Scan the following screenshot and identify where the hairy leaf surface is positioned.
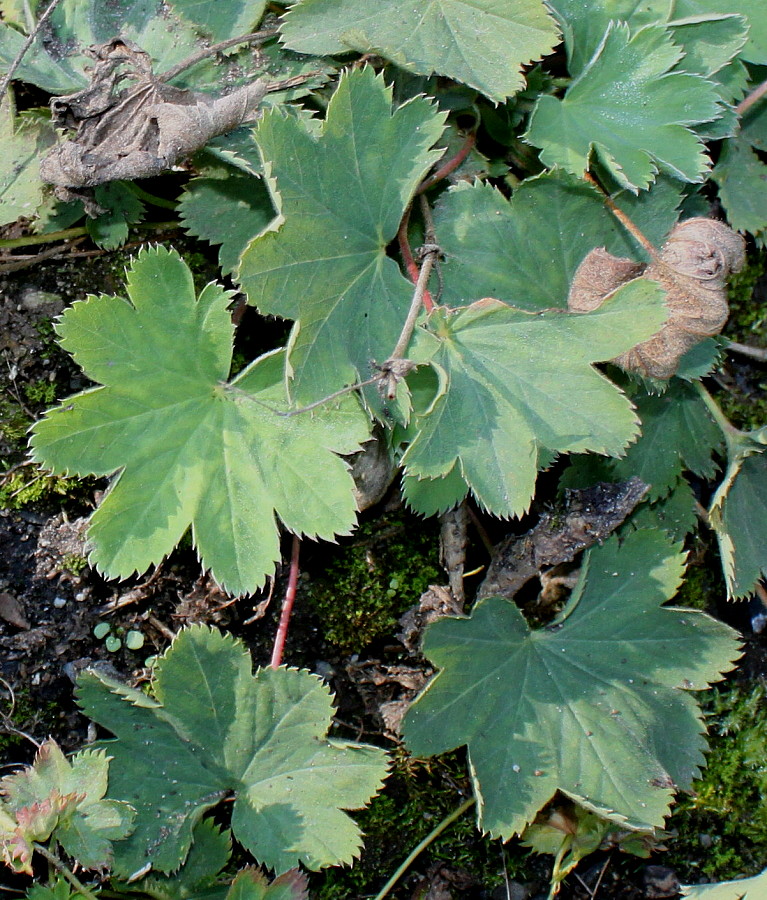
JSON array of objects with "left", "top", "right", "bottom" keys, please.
[
  {"left": 681, "top": 868, "right": 767, "bottom": 898},
  {"left": 76, "top": 626, "right": 389, "bottom": 877},
  {"left": 432, "top": 174, "right": 681, "bottom": 310},
  {"left": 710, "top": 448, "right": 767, "bottom": 599},
  {"left": 525, "top": 24, "right": 722, "bottom": 190},
  {"left": 402, "top": 281, "right": 667, "bottom": 517},
  {"left": 402, "top": 530, "right": 741, "bottom": 836},
  {"left": 238, "top": 67, "right": 446, "bottom": 404},
  {"left": 280, "top": 0, "right": 560, "bottom": 101},
  {"left": 30, "top": 246, "right": 369, "bottom": 595},
  {"left": 713, "top": 135, "right": 767, "bottom": 247},
  {"left": 171, "top": 0, "right": 268, "bottom": 41},
  {"left": 0, "top": 741, "right": 134, "bottom": 874},
  {"left": 674, "top": 0, "right": 767, "bottom": 64}
]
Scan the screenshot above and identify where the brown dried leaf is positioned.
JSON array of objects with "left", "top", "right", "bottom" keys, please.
[
  {"left": 568, "top": 218, "right": 746, "bottom": 379},
  {"left": 39, "top": 39, "right": 267, "bottom": 211}
]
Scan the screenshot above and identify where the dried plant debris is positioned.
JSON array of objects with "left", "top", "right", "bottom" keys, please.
[
  {"left": 476, "top": 477, "right": 649, "bottom": 601},
  {"left": 40, "top": 39, "right": 268, "bottom": 212},
  {"left": 568, "top": 218, "right": 746, "bottom": 379}
]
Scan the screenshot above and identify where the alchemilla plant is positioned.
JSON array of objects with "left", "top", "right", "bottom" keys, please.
[{"left": 2, "top": 0, "right": 767, "bottom": 896}]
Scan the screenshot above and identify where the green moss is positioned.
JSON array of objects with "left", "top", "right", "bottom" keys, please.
[
  {"left": 726, "top": 255, "right": 766, "bottom": 346},
  {"left": 23, "top": 379, "right": 58, "bottom": 406},
  {"left": 61, "top": 552, "right": 88, "bottom": 576},
  {"left": 666, "top": 683, "right": 767, "bottom": 882},
  {"left": 0, "top": 465, "right": 86, "bottom": 510},
  {"left": 305, "top": 511, "right": 441, "bottom": 653}
]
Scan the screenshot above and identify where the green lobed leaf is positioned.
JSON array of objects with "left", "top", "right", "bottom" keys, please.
[
  {"left": 226, "top": 868, "right": 309, "bottom": 900},
  {"left": 525, "top": 23, "right": 722, "bottom": 191},
  {"left": 402, "top": 529, "right": 741, "bottom": 837},
  {"left": 238, "top": 66, "right": 446, "bottom": 406},
  {"left": 179, "top": 172, "right": 276, "bottom": 274},
  {"left": 673, "top": 0, "right": 767, "bottom": 64},
  {"left": 76, "top": 625, "right": 389, "bottom": 877},
  {"left": 432, "top": 173, "right": 681, "bottom": 311},
  {"left": 280, "top": 0, "right": 560, "bottom": 102},
  {"left": 402, "top": 280, "right": 667, "bottom": 517},
  {"left": 0, "top": 105, "right": 57, "bottom": 228},
  {"left": 0, "top": 740, "right": 134, "bottom": 874},
  {"left": 547, "top": 1, "right": 749, "bottom": 76},
  {"left": 169, "top": 0, "right": 268, "bottom": 41},
  {"left": 681, "top": 868, "right": 767, "bottom": 898},
  {"left": 30, "top": 246, "right": 369, "bottom": 595},
  {"left": 85, "top": 182, "right": 146, "bottom": 250},
  {"left": 611, "top": 380, "right": 723, "bottom": 501},
  {"left": 118, "top": 818, "right": 232, "bottom": 900},
  {"left": 709, "top": 448, "right": 767, "bottom": 599}
]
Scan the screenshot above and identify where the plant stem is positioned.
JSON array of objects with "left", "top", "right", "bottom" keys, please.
[
  {"left": 737, "top": 77, "right": 767, "bottom": 116},
  {"left": 417, "top": 130, "right": 477, "bottom": 195},
  {"left": 159, "top": 28, "right": 278, "bottom": 83},
  {"left": 270, "top": 534, "right": 301, "bottom": 668},
  {"left": 583, "top": 172, "right": 658, "bottom": 259},
  {"left": 124, "top": 182, "right": 178, "bottom": 210},
  {"left": 0, "top": 0, "right": 64, "bottom": 106},
  {"left": 33, "top": 843, "right": 100, "bottom": 900},
  {"left": 390, "top": 241, "right": 437, "bottom": 359},
  {"left": 0, "top": 220, "right": 179, "bottom": 250},
  {"left": 726, "top": 340, "right": 767, "bottom": 363},
  {"left": 372, "top": 796, "right": 475, "bottom": 900},
  {"left": 694, "top": 381, "right": 743, "bottom": 455}
]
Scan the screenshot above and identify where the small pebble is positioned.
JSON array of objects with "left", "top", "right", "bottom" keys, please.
[{"left": 53, "top": 596, "right": 67, "bottom": 608}]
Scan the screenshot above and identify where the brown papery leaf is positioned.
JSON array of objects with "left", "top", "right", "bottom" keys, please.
[
  {"left": 568, "top": 218, "right": 746, "bottom": 379},
  {"left": 40, "top": 39, "right": 267, "bottom": 212}
]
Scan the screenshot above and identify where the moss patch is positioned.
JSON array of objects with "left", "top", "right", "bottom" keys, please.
[
  {"left": 666, "top": 683, "right": 767, "bottom": 882},
  {"left": 305, "top": 510, "right": 441, "bottom": 654}
]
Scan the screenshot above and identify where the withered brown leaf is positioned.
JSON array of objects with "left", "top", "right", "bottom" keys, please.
[
  {"left": 39, "top": 39, "right": 268, "bottom": 213},
  {"left": 567, "top": 218, "right": 746, "bottom": 379}
]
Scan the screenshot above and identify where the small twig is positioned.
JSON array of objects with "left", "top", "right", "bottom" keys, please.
[
  {"left": 583, "top": 172, "right": 658, "bottom": 259},
  {"left": 0, "top": 220, "right": 179, "bottom": 251},
  {"left": 270, "top": 535, "right": 301, "bottom": 668},
  {"left": 33, "top": 844, "right": 101, "bottom": 900},
  {"left": 372, "top": 796, "right": 475, "bottom": 900},
  {"left": 590, "top": 856, "right": 611, "bottom": 897},
  {"left": 0, "top": 676, "right": 42, "bottom": 749},
  {"left": 159, "top": 29, "right": 278, "bottom": 84},
  {"left": 0, "top": 243, "right": 68, "bottom": 273},
  {"left": 0, "top": 0, "right": 64, "bottom": 106},
  {"left": 737, "top": 77, "right": 767, "bottom": 117},
  {"left": 726, "top": 340, "right": 767, "bottom": 363},
  {"left": 147, "top": 614, "right": 176, "bottom": 642}
]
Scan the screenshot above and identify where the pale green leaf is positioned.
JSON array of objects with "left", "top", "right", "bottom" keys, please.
[
  {"left": 673, "top": 0, "right": 767, "bottom": 64},
  {"left": 611, "top": 380, "right": 723, "bottom": 501},
  {"left": 0, "top": 105, "right": 56, "bottom": 227},
  {"left": 0, "top": 740, "right": 134, "bottom": 873},
  {"left": 525, "top": 23, "right": 722, "bottom": 190},
  {"left": 682, "top": 868, "right": 767, "bottom": 898},
  {"left": 30, "top": 246, "right": 369, "bottom": 595},
  {"left": 169, "top": 0, "right": 268, "bottom": 41},
  {"left": 402, "top": 530, "right": 741, "bottom": 837},
  {"left": 402, "top": 281, "right": 667, "bottom": 517},
  {"left": 76, "top": 626, "right": 389, "bottom": 876},
  {"left": 710, "top": 448, "right": 767, "bottom": 599},
  {"left": 179, "top": 173, "right": 276, "bottom": 274},
  {"left": 432, "top": 173, "right": 681, "bottom": 311},
  {"left": 280, "top": 0, "right": 560, "bottom": 102},
  {"left": 238, "top": 66, "right": 446, "bottom": 405},
  {"left": 227, "top": 868, "right": 309, "bottom": 900}
]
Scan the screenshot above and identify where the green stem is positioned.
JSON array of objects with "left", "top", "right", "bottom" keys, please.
[
  {"left": 0, "top": 220, "right": 179, "bottom": 250},
  {"left": 33, "top": 843, "right": 100, "bottom": 900},
  {"left": 547, "top": 839, "right": 571, "bottom": 900},
  {"left": 372, "top": 796, "right": 475, "bottom": 900},
  {"left": 694, "top": 381, "right": 744, "bottom": 452},
  {"left": 124, "top": 182, "right": 178, "bottom": 210}
]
